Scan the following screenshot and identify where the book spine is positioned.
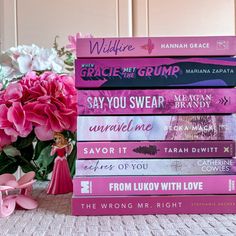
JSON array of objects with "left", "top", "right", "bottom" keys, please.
[
  {"left": 75, "top": 57, "right": 236, "bottom": 88},
  {"left": 73, "top": 175, "right": 236, "bottom": 196},
  {"left": 77, "top": 141, "right": 235, "bottom": 159},
  {"left": 78, "top": 89, "right": 236, "bottom": 115},
  {"left": 77, "top": 115, "right": 236, "bottom": 141},
  {"left": 71, "top": 195, "right": 236, "bottom": 215},
  {"left": 75, "top": 158, "right": 235, "bottom": 176},
  {"left": 76, "top": 36, "right": 236, "bottom": 58}
]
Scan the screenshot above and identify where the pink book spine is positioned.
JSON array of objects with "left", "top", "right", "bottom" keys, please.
[
  {"left": 75, "top": 57, "right": 236, "bottom": 88},
  {"left": 73, "top": 175, "right": 236, "bottom": 196},
  {"left": 75, "top": 158, "right": 234, "bottom": 176},
  {"left": 78, "top": 89, "right": 236, "bottom": 115},
  {"left": 77, "top": 141, "right": 235, "bottom": 159},
  {"left": 72, "top": 195, "right": 236, "bottom": 215},
  {"left": 77, "top": 115, "right": 236, "bottom": 141},
  {"left": 76, "top": 36, "right": 236, "bottom": 58}
]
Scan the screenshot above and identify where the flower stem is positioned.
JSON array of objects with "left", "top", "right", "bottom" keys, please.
[{"left": 19, "top": 155, "right": 39, "bottom": 173}]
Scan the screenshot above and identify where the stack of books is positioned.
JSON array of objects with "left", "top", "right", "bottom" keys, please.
[{"left": 72, "top": 36, "right": 236, "bottom": 216}]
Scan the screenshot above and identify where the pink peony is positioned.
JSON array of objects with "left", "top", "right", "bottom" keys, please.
[
  {"left": 21, "top": 71, "right": 77, "bottom": 140},
  {"left": 0, "top": 102, "right": 32, "bottom": 142},
  {"left": 7, "top": 102, "right": 32, "bottom": 137},
  {"left": 0, "top": 129, "right": 13, "bottom": 150},
  {"left": 0, "top": 71, "right": 77, "bottom": 148},
  {"left": 3, "top": 83, "right": 23, "bottom": 103}
]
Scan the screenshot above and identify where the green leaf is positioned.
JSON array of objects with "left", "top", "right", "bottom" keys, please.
[
  {"left": 19, "top": 144, "right": 38, "bottom": 173},
  {"left": 67, "top": 144, "right": 76, "bottom": 177},
  {"left": 13, "top": 131, "right": 35, "bottom": 149},
  {"left": 21, "top": 163, "right": 35, "bottom": 173},
  {"left": 34, "top": 145, "right": 54, "bottom": 180},
  {"left": 34, "top": 140, "right": 53, "bottom": 160},
  {"left": 35, "top": 145, "right": 56, "bottom": 173},
  {"left": 20, "top": 144, "right": 34, "bottom": 161},
  {"left": 66, "top": 131, "right": 76, "bottom": 141},
  {"left": 65, "top": 67, "right": 74, "bottom": 72},
  {"left": 64, "top": 60, "right": 74, "bottom": 66},
  {"left": 0, "top": 152, "right": 18, "bottom": 174},
  {"left": 35, "top": 171, "right": 48, "bottom": 181},
  {"left": 35, "top": 145, "right": 55, "bottom": 167},
  {"left": 3, "top": 145, "right": 21, "bottom": 157}
]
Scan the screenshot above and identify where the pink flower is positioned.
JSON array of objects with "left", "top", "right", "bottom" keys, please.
[
  {"left": 0, "top": 103, "right": 32, "bottom": 141},
  {"left": 0, "top": 71, "right": 77, "bottom": 146},
  {"left": 7, "top": 102, "right": 32, "bottom": 137},
  {"left": 66, "top": 32, "right": 93, "bottom": 53},
  {"left": 21, "top": 72, "right": 77, "bottom": 140},
  {"left": 0, "top": 104, "right": 18, "bottom": 140},
  {"left": 0, "top": 129, "right": 12, "bottom": 150},
  {"left": 3, "top": 83, "right": 23, "bottom": 103}
]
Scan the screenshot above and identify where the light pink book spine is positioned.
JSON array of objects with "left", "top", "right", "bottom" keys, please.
[
  {"left": 75, "top": 158, "right": 234, "bottom": 176},
  {"left": 71, "top": 195, "right": 236, "bottom": 215},
  {"left": 77, "top": 141, "right": 235, "bottom": 159},
  {"left": 73, "top": 175, "right": 236, "bottom": 196},
  {"left": 78, "top": 89, "right": 236, "bottom": 115},
  {"left": 76, "top": 36, "right": 236, "bottom": 58},
  {"left": 77, "top": 115, "right": 236, "bottom": 141}
]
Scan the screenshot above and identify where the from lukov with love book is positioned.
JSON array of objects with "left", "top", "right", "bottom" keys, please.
[
  {"left": 75, "top": 158, "right": 235, "bottom": 176},
  {"left": 72, "top": 195, "right": 236, "bottom": 215},
  {"left": 73, "top": 175, "right": 236, "bottom": 196},
  {"left": 76, "top": 36, "right": 236, "bottom": 58},
  {"left": 75, "top": 57, "right": 236, "bottom": 88},
  {"left": 77, "top": 115, "right": 236, "bottom": 141},
  {"left": 77, "top": 88, "right": 236, "bottom": 115},
  {"left": 77, "top": 141, "right": 235, "bottom": 159}
]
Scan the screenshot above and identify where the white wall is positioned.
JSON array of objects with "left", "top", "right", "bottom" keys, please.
[
  {"left": 0, "top": 0, "right": 132, "bottom": 50},
  {"left": 0, "top": 0, "right": 17, "bottom": 51},
  {"left": 0, "top": 0, "right": 235, "bottom": 51},
  {"left": 133, "top": 0, "right": 235, "bottom": 36}
]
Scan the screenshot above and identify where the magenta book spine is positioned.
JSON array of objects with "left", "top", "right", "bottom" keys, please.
[
  {"left": 77, "top": 89, "right": 236, "bottom": 115},
  {"left": 73, "top": 175, "right": 236, "bottom": 196},
  {"left": 76, "top": 115, "right": 236, "bottom": 141},
  {"left": 71, "top": 195, "right": 236, "bottom": 215},
  {"left": 75, "top": 57, "right": 236, "bottom": 88},
  {"left": 77, "top": 141, "right": 235, "bottom": 159},
  {"left": 76, "top": 36, "right": 236, "bottom": 58},
  {"left": 75, "top": 158, "right": 235, "bottom": 176}
]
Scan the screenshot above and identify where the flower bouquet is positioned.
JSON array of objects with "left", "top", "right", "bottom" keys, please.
[{"left": 0, "top": 33, "right": 86, "bottom": 180}]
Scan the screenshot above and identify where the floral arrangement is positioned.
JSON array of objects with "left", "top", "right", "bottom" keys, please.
[{"left": 0, "top": 33, "right": 90, "bottom": 180}]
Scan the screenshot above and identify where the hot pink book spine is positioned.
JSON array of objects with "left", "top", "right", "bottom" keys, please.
[
  {"left": 78, "top": 89, "right": 236, "bottom": 115},
  {"left": 76, "top": 36, "right": 236, "bottom": 58},
  {"left": 71, "top": 195, "right": 236, "bottom": 215},
  {"left": 77, "top": 141, "right": 235, "bottom": 159},
  {"left": 73, "top": 175, "right": 236, "bottom": 196}
]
